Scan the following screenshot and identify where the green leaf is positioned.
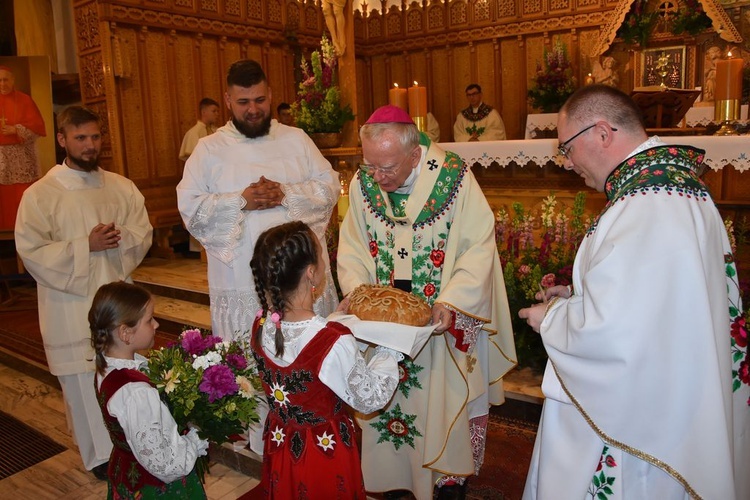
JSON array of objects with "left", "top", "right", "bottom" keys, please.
[
  {"left": 597, "top": 492, "right": 608, "bottom": 500},
  {"left": 593, "top": 474, "right": 601, "bottom": 487}
]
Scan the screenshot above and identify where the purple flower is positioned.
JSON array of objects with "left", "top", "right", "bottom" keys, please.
[
  {"left": 199, "top": 365, "right": 239, "bottom": 403},
  {"left": 226, "top": 353, "right": 248, "bottom": 370},
  {"left": 181, "top": 329, "right": 222, "bottom": 356}
]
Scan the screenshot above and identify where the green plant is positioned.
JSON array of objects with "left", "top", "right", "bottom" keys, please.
[
  {"left": 616, "top": 0, "right": 658, "bottom": 47},
  {"left": 670, "top": 0, "right": 712, "bottom": 36},
  {"left": 527, "top": 38, "right": 577, "bottom": 113},
  {"left": 495, "top": 192, "right": 589, "bottom": 371},
  {"left": 293, "top": 35, "right": 354, "bottom": 134}
]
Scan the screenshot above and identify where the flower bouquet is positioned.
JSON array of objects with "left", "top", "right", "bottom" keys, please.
[
  {"left": 616, "top": 0, "right": 657, "bottom": 47},
  {"left": 527, "top": 38, "right": 577, "bottom": 113},
  {"left": 496, "top": 192, "right": 589, "bottom": 371},
  {"left": 146, "top": 328, "right": 263, "bottom": 479},
  {"left": 293, "top": 35, "right": 354, "bottom": 135}
]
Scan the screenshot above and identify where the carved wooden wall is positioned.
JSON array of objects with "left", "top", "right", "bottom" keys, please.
[{"left": 70, "top": 0, "right": 749, "bottom": 219}]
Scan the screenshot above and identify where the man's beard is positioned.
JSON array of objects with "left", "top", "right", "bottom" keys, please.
[
  {"left": 232, "top": 114, "right": 271, "bottom": 139},
  {"left": 67, "top": 152, "right": 100, "bottom": 172}
]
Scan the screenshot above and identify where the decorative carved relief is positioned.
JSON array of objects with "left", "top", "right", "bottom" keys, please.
[
  {"left": 428, "top": 4, "right": 445, "bottom": 30},
  {"left": 549, "top": 0, "right": 569, "bottom": 10},
  {"left": 523, "top": 0, "right": 542, "bottom": 15},
  {"left": 407, "top": 9, "right": 423, "bottom": 32},
  {"left": 247, "top": 0, "right": 262, "bottom": 20},
  {"left": 578, "top": 0, "right": 599, "bottom": 6},
  {"left": 369, "top": 17, "right": 383, "bottom": 37},
  {"left": 354, "top": 16, "right": 365, "bottom": 38},
  {"left": 287, "top": 3, "right": 300, "bottom": 28},
  {"left": 81, "top": 53, "right": 105, "bottom": 99},
  {"left": 175, "top": 0, "right": 193, "bottom": 7},
  {"left": 76, "top": 3, "right": 100, "bottom": 51},
  {"left": 201, "top": 0, "right": 218, "bottom": 11},
  {"left": 451, "top": 1, "right": 467, "bottom": 25},
  {"left": 225, "top": 0, "right": 241, "bottom": 16},
  {"left": 474, "top": 1, "right": 490, "bottom": 22},
  {"left": 497, "top": 0, "right": 515, "bottom": 18},
  {"left": 305, "top": 5, "right": 318, "bottom": 30},
  {"left": 388, "top": 12, "right": 402, "bottom": 35},
  {"left": 268, "top": 0, "right": 282, "bottom": 23}
]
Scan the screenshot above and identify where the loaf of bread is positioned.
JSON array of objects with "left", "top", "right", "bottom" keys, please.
[{"left": 348, "top": 284, "right": 432, "bottom": 326}]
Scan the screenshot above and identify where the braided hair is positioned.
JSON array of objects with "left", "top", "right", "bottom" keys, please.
[
  {"left": 250, "top": 221, "right": 318, "bottom": 357},
  {"left": 88, "top": 281, "right": 152, "bottom": 376}
]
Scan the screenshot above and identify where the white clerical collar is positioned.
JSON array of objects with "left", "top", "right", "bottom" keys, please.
[
  {"left": 472, "top": 102, "right": 484, "bottom": 113},
  {"left": 627, "top": 136, "right": 665, "bottom": 158},
  {"left": 54, "top": 162, "right": 104, "bottom": 190},
  {"left": 394, "top": 144, "right": 427, "bottom": 194}
]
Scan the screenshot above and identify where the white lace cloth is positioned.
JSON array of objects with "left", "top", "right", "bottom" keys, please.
[
  {"left": 260, "top": 315, "right": 399, "bottom": 414},
  {"left": 97, "top": 355, "right": 209, "bottom": 484},
  {"left": 444, "top": 136, "right": 750, "bottom": 172}
]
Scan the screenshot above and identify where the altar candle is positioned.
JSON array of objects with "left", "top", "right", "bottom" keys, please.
[
  {"left": 389, "top": 83, "right": 408, "bottom": 111},
  {"left": 408, "top": 81, "right": 427, "bottom": 118},
  {"left": 585, "top": 73, "right": 594, "bottom": 85},
  {"left": 715, "top": 54, "right": 743, "bottom": 101}
]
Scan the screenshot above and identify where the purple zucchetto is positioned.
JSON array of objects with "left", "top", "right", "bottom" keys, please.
[{"left": 365, "top": 105, "right": 415, "bottom": 125}]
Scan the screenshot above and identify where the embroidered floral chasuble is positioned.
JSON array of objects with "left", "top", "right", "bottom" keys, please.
[{"left": 337, "top": 136, "right": 516, "bottom": 498}]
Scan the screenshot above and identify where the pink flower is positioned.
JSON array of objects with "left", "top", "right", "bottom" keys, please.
[
  {"left": 738, "top": 358, "right": 750, "bottom": 385},
  {"left": 518, "top": 265, "right": 531, "bottom": 275},
  {"left": 200, "top": 365, "right": 239, "bottom": 403},
  {"left": 541, "top": 273, "right": 556, "bottom": 288}
]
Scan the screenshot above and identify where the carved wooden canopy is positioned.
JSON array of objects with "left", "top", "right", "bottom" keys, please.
[{"left": 594, "top": 0, "right": 743, "bottom": 55}]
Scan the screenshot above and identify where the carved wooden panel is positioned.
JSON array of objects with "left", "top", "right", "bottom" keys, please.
[
  {"left": 173, "top": 34, "right": 199, "bottom": 153},
  {"left": 224, "top": 0, "right": 241, "bottom": 16},
  {"left": 389, "top": 54, "right": 408, "bottom": 89},
  {"left": 174, "top": 0, "right": 195, "bottom": 9},
  {"left": 80, "top": 52, "right": 105, "bottom": 100},
  {"left": 473, "top": 0, "right": 491, "bottom": 22},
  {"left": 247, "top": 0, "right": 262, "bottom": 20},
  {"left": 286, "top": 2, "right": 300, "bottom": 28},
  {"left": 116, "top": 28, "right": 148, "bottom": 183},
  {"left": 354, "top": 15, "right": 365, "bottom": 39},
  {"left": 355, "top": 58, "right": 372, "bottom": 119},
  {"left": 430, "top": 46, "right": 452, "bottom": 143},
  {"left": 549, "top": 0, "right": 571, "bottom": 11},
  {"left": 500, "top": 37, "right": 525, "bottom": 139},
  {"left": 304, "top": 4, "right": 318, "bottom": 30},
  {"left": 370, "top": 55, "right": 388, "bottom": 109},
  {"left": 223, "top": 40, "right": 243, "bottom": 72},
  {"left": 476, "top": 41, "right": 496, "bottom": 104},
  {"left": 387, "top": 8, "right": 402, "bottom": 36},
  {"left": 200, "top": 0, "right": 219, "bottom": 13},
  {"left": 450, "top": 1, "right": 467, "bottom": 26},
  {"left": 75, "top": 1, "right": 101, "bottom": 51},
  {"left": 268, "top": 0, "right": 282, "bottom": 24},
  {"left": 143, "top": 31, "right": 179, "bottom": 181},
  {"left": 406, "top": 7, "right": 423, "bottom": 33},
  {"left": 410, "top": 52, "right": 428, "bottom": 92},
  {"left": 497, "top": 0, "right": 516, "bottom": 18},
  {"left": 245, "top": 43, "right": 263, "bottom": 63},
  {"left": 265, "top": 45, "right": 287, "bottom": 102},
  {"left": 523, "top": 0, "right": 543, "bottom": 16},
  {"left": 200, "top": 38, "right": 222, "bottom": 110},
  {"left": 427, "top": 2, "right": 445, "bottom": 31},
  {"left": 452, "top": 45, "right": 472, "bottom": 125},
  {"left": 368, "top": 15, "right": 383, "bottom": 38}
]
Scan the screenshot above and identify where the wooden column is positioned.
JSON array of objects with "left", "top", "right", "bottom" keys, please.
[{"left": 339, "top": 0, "right": 359, "bottom": 147}]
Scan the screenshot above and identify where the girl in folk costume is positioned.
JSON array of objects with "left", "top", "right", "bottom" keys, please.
[
  {"left": 245, "top": 221, "right": 400, "bottom": 499},
  {"left": 89, "top": 281, "right": 208, "bottom": 499}
]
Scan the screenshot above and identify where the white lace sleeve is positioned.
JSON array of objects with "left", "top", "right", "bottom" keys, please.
[
  {"left": 282, "top": 179, "right": 337, "bottom": 235},
  {"left": 186, "top": 192, "right": 246, "bottom": 265},
  {"left": 108, "top": 382, "right": 209, "bottom": 483},
  {"left": 319, "top": 335, "right": 399, "bottom": 414}
]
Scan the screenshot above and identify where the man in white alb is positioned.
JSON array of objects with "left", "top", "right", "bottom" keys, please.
[{"left": 453, "top": 83, "right": 506, "bottom": 141}]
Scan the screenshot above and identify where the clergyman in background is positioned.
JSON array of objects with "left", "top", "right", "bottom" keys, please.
[
  {"left": 453, "top": 83, "right": 506, "bottom": 142},
  {"left": 276, "top": 102, "right": 295, "bottom": 127},
  {"left": 178, "top": 97, "right": 220, "bottom": 161}
]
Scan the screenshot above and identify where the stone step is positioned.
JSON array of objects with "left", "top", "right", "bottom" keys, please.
[{"left": 151, "top": 295, "right": 211, "bottom": 330}]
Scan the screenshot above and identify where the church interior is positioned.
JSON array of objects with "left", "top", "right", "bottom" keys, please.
[{"left": 1, "top": 0, "right": 750, "bottom": 498}]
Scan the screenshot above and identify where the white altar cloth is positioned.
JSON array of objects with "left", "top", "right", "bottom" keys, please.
[{"left": 442, "top": 136, "right": 750, "bottom": 172}]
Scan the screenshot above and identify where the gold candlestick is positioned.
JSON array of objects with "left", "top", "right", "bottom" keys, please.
[{"left": 412, "top": 116, "right": 426, "bottom": 133}]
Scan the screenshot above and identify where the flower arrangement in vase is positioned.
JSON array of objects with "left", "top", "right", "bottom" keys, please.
[
  {"left": 293, "top": 35, "right": 354, "bottom": 146},
  {"left": 527, "top": 38, "right": 577, "bottom": 113},
  {"left": 616, "top": 0, "right": 658, "bottom": 47}
]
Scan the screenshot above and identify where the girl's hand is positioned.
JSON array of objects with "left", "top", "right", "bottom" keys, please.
[{"left": 336, "top": 296, "right": 350, "bottom": 314}]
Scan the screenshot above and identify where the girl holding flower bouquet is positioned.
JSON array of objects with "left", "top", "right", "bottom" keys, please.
[
  {"left": 244, "top": 221, "right": 400, "bottom": 499},
  {"left": 89, "top": 281, "right": 209, "bottom": 499}
]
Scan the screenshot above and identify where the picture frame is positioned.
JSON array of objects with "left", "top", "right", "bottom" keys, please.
[{"left": 640, "top": 46, "right": 686, "bottom": 89}]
